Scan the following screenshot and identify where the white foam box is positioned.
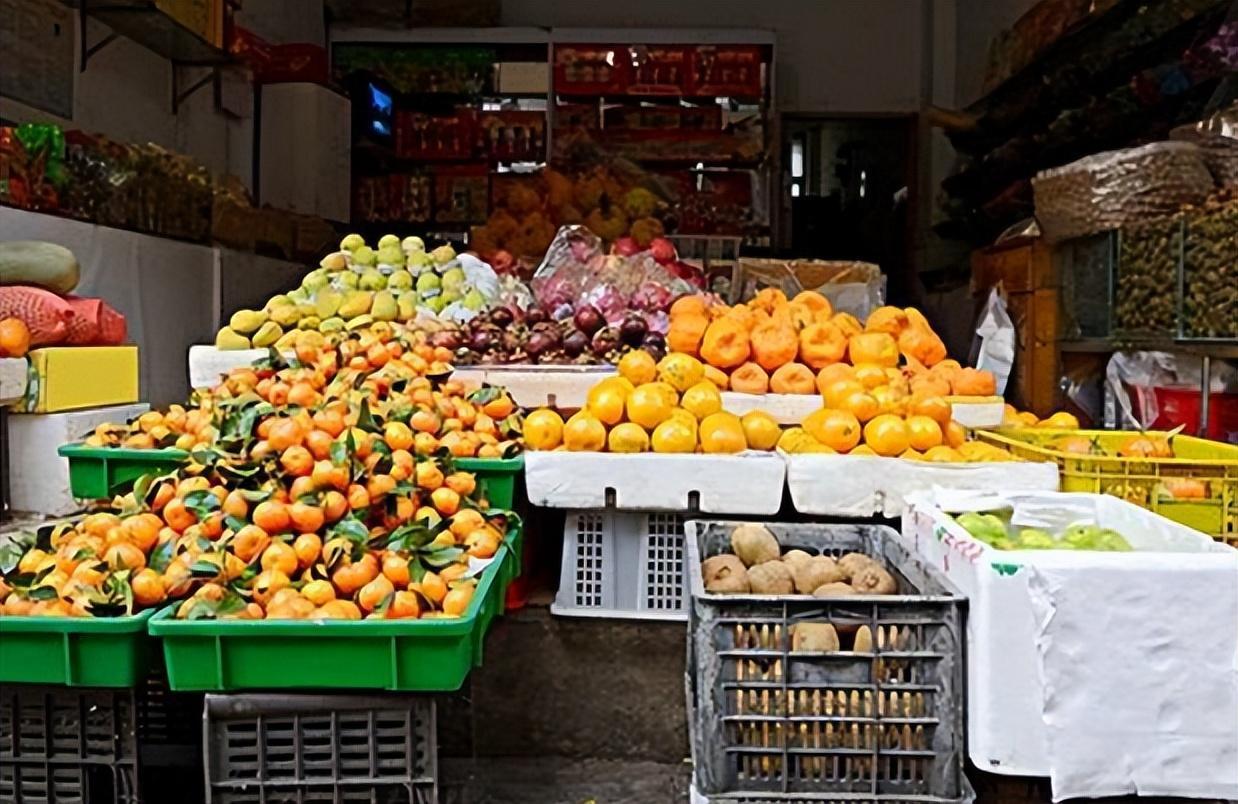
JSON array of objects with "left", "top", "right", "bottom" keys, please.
[
  {"left": 0, "top": 358, "right": 27, "bottom": 406},
  {"left": 6, "top": 403, "right": 150, "bottom": 516},
  {"left": 188, "top": 345, "right": 270, "bottom": 389},
  {"left": 719, "top": 391, "right": 819, "bottom": 424},
  {"left": 524, "top": 451, "right": 786, "bottom": 514},
  {"left": 783, "top": 452, "right": 1059, "bottom": 517},
  {"left": 458, "top": 364, "right": 617, "bottom": 409},
  {"left": 901, "top": 490, "right": 1238, "bottom": 780},
  {"left": 948, "top": 395, "right": 1005, "bottom": 428}
]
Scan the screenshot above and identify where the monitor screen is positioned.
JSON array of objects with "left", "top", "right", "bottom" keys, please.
[{"left": 368, "top": 82, "right": 393, "bottom": 138}]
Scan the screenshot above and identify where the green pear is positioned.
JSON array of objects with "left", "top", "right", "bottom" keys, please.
[
  {"left": 265, "top": 294, "right": 292, "bottom": 310},
  {"left": 406, "top": 251, "right": 433, "bottom": 273},
  {"left": 397, "top": 294, "right": 417, "bottom": 321},
  {"left": 268, "top": 304, "right": 302, "bottom": 328},
  {"left": 302, "top": 268, "right": 330, "bottom": 292},
  {"left": 377, "top": 234, "right": 401, "bottom": 250},
  {"left": 286, "top": 288, "right": 309, "bottom": 305},
  {"left": 1016, "top": 528, "right": 1057, "bottom": 550},
  {"left": 353, "top": 245, "right": 377, "bottom": 267},
  {"left": 401, "top": 235, "right": 425, "bottom": 253},
  {"left": 229, "top": 309, "right": 267, "bottom": 335},
  {"left": 320, "top": 251, "right": 348, "bottom": 271},
  {"left": 336, "top": 271, "right": 359, "bottom": 289},
  {"left": 340, "top": 233, "right": 366, "bottom": 251},
  {"left": 318, "top": 317, "right": 345, "bottom": 333},
  {"left": 274, "top": 330, "right": 300, "bottom": 351},
  {"left": 416, "top": 272, "right": 441, "bottom": 295},
  {"left": 345, "top": 314, "right": 374, "bottom": 331},
  {"left": 424, "top": 295, "right": 446, "bottom": 314},
  {"left": 251, "top": 321, "right": 283, "bottom": 347},
  {"left": 440, "top": 267, "right": 465, "bottom": 293},
  {"left": 462, "top": 289, "right": 485, "bottom": 311},
  {"left": 387, "top": 270, "right": 413, "bottom": 291},
  {"left": 298, "top": 316, "right": 322, "bottom": 331},
  {"left": 215, "top": 326, "right": 251, "bottom": 350},
  {"left": 371, "top": 290, "right": 398, "bottom": 322},
  {"left": 430, "top": 244, "right": 456, "bottom": 265},
  {"left": 338, "top": 291, "right": 373, "bottom": 319},
  {"left": 376, "top": 245, "right": 404, "bottom": 266},
  {"left": 359, "top": 269, "right": 387, "bottom": 291},
  {"left": 315, "top": 289, "right": 343, "bottom": 318}
]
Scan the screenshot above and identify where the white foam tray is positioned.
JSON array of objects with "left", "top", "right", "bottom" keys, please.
[
  {"left": 0, "top": 357, "right": 28, "bottom": 406},
  {"left": 455, "top": 364, "right": 616, "bottom": 409},
  {"left": 719, "top": 391, "right": 819, "bottom": 424},
  {"left": 524, "top": 451, "right": 786, "bottom": 514},
  {"left": 188, "top": 345, "right": 269, "bottom": 389},
  {"left": 784, "top": 452, "right": 1059, "bottom": 517},
  {"left": 901, "top": 490, "right": 1238, "bottom": 792},
  {"left": 949, "top": 397, "right": 1005, "bottom": 428}
]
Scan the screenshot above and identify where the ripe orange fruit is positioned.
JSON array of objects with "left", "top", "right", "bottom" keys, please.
[
  {"left": 381, "top": 554, "right": 410, "bottom": 588},
  {"left": 123, "top": 513, "right": 163, "bottom": 552},
  {"left": 465, "top": 527, "right": 500, "bottom": 559},
  {"left": 289, "top": 475, "right": 317, "bottom": 502},
  {"left": 803, "top": 409, "right": 861, "bottom": 452},
  {"left": 252, "top": 570, "right": 292, "bottom": 607},
  {"left": 267, "top": 418, "right": 304, "bottom": 451},
  {"left": 945, "top": 420, "right": 967, "bottom": 448},
  {"left": 870, "top": 386, "right": 907, "bottom": 417},
  {"left": 418, "top": 571, "right": 447, "bottom": 604},
  {"left": 0, "top": 317, "right": 32, "bottom": 358},
  {"left": 287, "top": 381, "right": 319, "bottom": 408},
  {"left": 302, "top": 579, "right": 335, "bottom": 606},
  {"left": 387, "top": 590, "right": 421, "bottom": 619},
  {"left": 222, "top": 489, "right": 249, "bottom": 519},
  {"left": 365, "top": 473, "right": 396, "bottom": 501},
  {"left": 130, "top": 568, "right": 166, "bottom": 607},
  {"left": 444, "top": 472, "right": 476, "bottom": 497},
  {"left": 104, "top": 541, "right": 146, "bottom": 571},
  {"left": 149, "top": 481, "right": 175, "bottom": 512},
  {"left": 279, "top": 445, "right": 314, "bottom": 477},
  {"left": 313, "top": 600, "right": 361, "bottom": 620},
  {"left": 823, "top": 379, "right": 865, "bottom": 409},
  {"left": 312, "top": 460, "right": 349, "bottom": 492},
  {"left": 863, "top": 414, "right": 910, "bottom": 457},
  {"left": 910, "top": 395, "right": 952, "bottom": 428},
  {"left": 232, "top": 524, "right": 272, "bottom": 563},
  {"left": 852, "top": 363, "right": 888, "bottom": 390},
  {"left": 384, "top": 421, "right": 414, "bottom": 451},
  {"left": 906, "top": 415, "right": 943, "bottom": 451},
  {"left": 839, "top": 390, "right": 879, "bottom": 423},
  {"left": 442, "top": 584, "right": 474, "bottom": 616},
  {"left": 161, "top": 498, "right": 196, "bottom": 533},
  {"left": 252, "top": 500, "right": 291, "bottom": 533},
  {"left": 389, "top": 449, "right": 414, "bottom": 481},
  {"left": 431, "top": 487, "right": 460, "bottom": 516},
  {"left": 312, "top": 409, "right": 346, "bottom": 438},
  {"left": 449, "top": 509, "right": 486, "bottom": 540},
  {"left": 357, "top": 575, "right": 395, "bottom": 613},
  {"left": 322, "top": 490, "right": 348, "bottom": 523},
  {"left": 260, "top": 541, "right": 299, "bottom": 576},
  {"left": 346, "top": 484, "right": 371, "bottom": 511},
  {"left": 304, "top": 429, "right": 334, "bottom": 461},
  {"left": 415, "top": 462, "right": 444, "bottom": 491},
  {"left": 286, "top": 501, "right": 323, "bottom": 534},
  {"left": 292, "top": 532, "right": 322, "bottom": 568},
  {"left": 410, "top": 409, "right": 440, "bottom": 434}
]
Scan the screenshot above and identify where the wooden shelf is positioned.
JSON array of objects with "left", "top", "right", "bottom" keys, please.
[
  {"left": 71, "top": 0, "right": 230, "bottom": 66},
  {"left": 1058, "top": 339, "right": 1238, "bottom": 360}
]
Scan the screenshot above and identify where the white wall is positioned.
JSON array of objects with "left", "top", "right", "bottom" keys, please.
[{"left": 502, "top": 0, "right": 932, "bottom": 112}]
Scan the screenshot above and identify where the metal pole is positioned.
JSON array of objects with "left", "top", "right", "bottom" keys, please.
[{"left": 1199, "top": 355, "right": 1212, "bottom": 438}]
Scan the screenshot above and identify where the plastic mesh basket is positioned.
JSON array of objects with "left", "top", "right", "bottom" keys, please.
[
  {"left": 0, "top": 685, "right": 141, "bottom": 804},
  {"left": 685, "top": 521, "right": 967, "bottom": 802},
  {"left": 204, "top": 694, "right": 436, "bottom": 804},
  {"left": 552, "top": 510, "right": 687, "bottom": 620}
]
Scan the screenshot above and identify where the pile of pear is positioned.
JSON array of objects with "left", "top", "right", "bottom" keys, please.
[{"left": 215, "top": 234, "right": 474, "bottom": 351}]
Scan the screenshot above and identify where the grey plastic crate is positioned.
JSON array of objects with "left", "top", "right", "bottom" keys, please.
[
  {"left": 552, "top": 510, "right": 687, "bottom": 621},
  {"left": 685, "top": 521, "right": 967, "bottom": 803},
  {"left": 204, "top": 695, "right": 437, "bottom": 804},
  {"left": 0, "top": 685, "right": 141, "bottom": 804}
]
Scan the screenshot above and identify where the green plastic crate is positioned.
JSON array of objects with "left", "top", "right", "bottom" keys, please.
[
  {"left": 455, "top": 455, "right": 523, "bottom": 511},
  {"left": 0, "top": 609, "right": 155, "bottom": 687},
  {"left": 58, "top": 443, "right": 188, "bottom": 500},
  {"left": 149, "top": 544, "right": 508, "bottom": 692}
]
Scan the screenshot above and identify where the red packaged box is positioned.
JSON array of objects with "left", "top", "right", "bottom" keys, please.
[
  {"left": 554, "top": 44, "right": 627, "bottom": 95},
  {"left": 477, "top": 111, "right": 545, "bottom": 162},
  {"left": 395, "top": 109, "right": 476, "bottom": 160},
  {"left": 433, "top": 164, "right": 488, "bottom": 224},
  {"left": 256, "top": 43, "right": 329, "bottom": 85},
  {"left": 626, "top": 45, "right": 690, "bottom": 95},
  {"left": 689, "top": 45, "right": 764, "bottom": 97}
]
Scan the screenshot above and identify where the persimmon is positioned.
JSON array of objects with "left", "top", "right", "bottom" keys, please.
[
  {"left": 799, "top": 321, "right": 848, "bottom": 369},
  {"left": 749, "top": 319, "right": 798, "bottom": 372},
  {"left": 769, "top": 362, "right": 816, "bottom": 394},
  {"left": 729, "top": 362, "right": 769, "bottom": 395},
  {"left": 848, "top": 332, "right": 899, "bottom": 367},
  {"left": 700, "top": 317, "right": 751, "bottom": 369}
]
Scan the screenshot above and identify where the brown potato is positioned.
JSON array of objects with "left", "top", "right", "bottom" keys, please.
[
  {"left": 701, "top": 554, "right": 749, "bottom": 594},
  {"left": 791, "top": 555, "right": 844, "bottom": 594},
  {"left": 792, "top": 622, "right": 840, "bottom": 652},
  {"left": 812, "top": 581, "right": 858, "bottom": 597},
  {"left": 730, "top": 523, "right": 780, "bottom": 567},
  {"left": 836, "top": 552, "right": 876, "bottom": 581},
  {"left": 747, "top": 560, "right": 794, "bottom": 595},
  {"left": 854, "top": 625, "right": 873, "bottom": 653},
  {"left": 851, "top": 564, "right": 897, "bottom": 595},
  {"left": 781, "top": 549, "right": 814, "bottom": 566}
]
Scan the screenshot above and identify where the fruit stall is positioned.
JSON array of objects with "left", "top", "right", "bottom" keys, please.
[{"left": 2, "top": 221, "right": 1236, "bottom": 804}]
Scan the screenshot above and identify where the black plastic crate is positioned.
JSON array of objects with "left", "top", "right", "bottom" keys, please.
[
  {"left": 0, "top": 684, "right": 140, "bottom": 804},
  {"left": 204, "top": 695, "right": 437, "bottom": 804},
  {"left": 685, "top": 522, "right": 967, "bottom": 804}
]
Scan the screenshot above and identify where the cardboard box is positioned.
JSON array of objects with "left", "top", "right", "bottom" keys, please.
[
  {"left": 20, "top": 347, "right": 139, "bottom": 413},
  {"left": 7, "top": 403, "right": 150, "bottom": 516}
]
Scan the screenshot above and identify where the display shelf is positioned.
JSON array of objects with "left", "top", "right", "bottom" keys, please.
[{"left": 75, "top": 0, "right": 229, "bottom": 66}]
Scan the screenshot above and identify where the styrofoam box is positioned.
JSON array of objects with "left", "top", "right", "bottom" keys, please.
[
  {"left": 454, "top": 364, "right": 616, "bottom": 409},
  {"left": 7, "top": 403, "right": 150, "bottom": 516},
  {"left": 188, "top": 345, "right": 269, "bottom": 389},
  {"left": 0, "top": 357, "right": 27, "bottom": 406},
  {"left": 901, "top": 490, "right": 1238, "bottom": 781},
  {"left": 552, "top": 510, "right": 686, "bottom": 621},
  {"left": 784, "top": 452, "right": 1059, "bottom": 517},
  {"left": 948, "top": 397, "right": 1005, "bottom": 428},
  {"left": 525, "top": 451, "right": 786, "bottom": 514},
  {"left": 719, "top": 391, "right": 819, "bottom": 424}
]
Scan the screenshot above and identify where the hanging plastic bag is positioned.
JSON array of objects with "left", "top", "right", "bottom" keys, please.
[{"left": 972, "top": 287, "right": 1015, "bottom": 395}]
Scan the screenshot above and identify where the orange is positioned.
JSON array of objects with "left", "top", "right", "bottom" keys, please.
[
  {"left": 267, "top": 418, "right": 304, "bottom": 451},
  {"left": 222, "top": 489, "right": 249, "bottom": 519},
  {"left": 482, "top": 393, "right": 515, "bottom": 420},
  {"left": 292, "top": 532, "right": 322, "bottom": 568},
  {"left": 739, "top": 411, "right": 781, "bottom": 451},
  {"left": 0, "top": 317, "right": 32, "bottom": 358},
  {"left": 260, "top": 541, "right": 298, "bottom": 576},
  {"left": 123, "top": 513, "right": 162, "bottom": 552},
  {"left": 1038, "top": 411, "right": 1080, "bottom": 429},
  {"left": 312, "top": 460, "right": 349, "bottom": 491},
  {"left": 252, "top": 570, "right": 292, "bottom": 607},
  {"left": 945, "top": 420, "right": 967, "bottom": 449},
  {"left": 162, "top": 498, "right": 196, "bottom": 533},
  {"left": 252, "top": 500, "right": 291, "bottom": 533},
  {"left": 839, "top": 390, "right": 879, "bottom": 423},
  {"left": 803, "top": 409, "right": 861, "bottom": 452},
  {"left": 104, "top": 541, "right": 146, "bottom": 571},
  {"left": 625, "top": 384, "right": 673, "bottom": 430},
  {"left": 302, "top": 579, "right": 335, "bottom": 606},
  {"left": 445, "top": 472, "right": 476, "bottom": 497},
  {"left": 442, "top": 584, "right": 475, "bottom": 617},
  {"left": 905, "top": 415, "right": 943, "bottom": 451},
  {"left": 618, "top": 350, "right": 658, "bottom": 385},
  {"left": 850, "top": 444, "right": 877, "bottom": 457},
  {"left": 347, "top": 484, "right": 371, "bottom": 511},
  {"left": 149, "top": 481, "right": 175, "bottom": 512},
  {"left": 232, "top": 525, "right": 271, "bottom": 563},
  {"left": 410, "top": 409, "right": 440, "bottom": 434},
  {"left": 815, "top": 363, "right": 856, "bottom": 395},
  {"left": 129, "top": 568, "right": 166, "bottom": 607},
  {"left": 562, "top": 410, "right": 608, "bottom": 451},
  {"left": 312, "top": 409, "right": 347, "bottom": 438},
  {"left": 899, "top": 447, "right": 923, "bottom": 461},
  {"left": 823, "top": 379, "right": 865, "bottom": 410},
  {"left": 923, "top": 445, "right": 963, "bottom": 462},
  {"left": 852, "top": 363, "right": 888, "bottom": 390},
  {"left": 365, "top": 473, "right": 396, "bottom": 501},
  {"left": 870, "top": 386, "right": 907, "bottom": 417},
  {"left": 863, "top": 414, "right": 910, "bottom": 457},
  {"left": 586, "top": 383, "right": 628, "bottom": 426},
  {"left": 289, "top": 475, "right": 317, "bottom": 502},
  {"left": 288, "top": 502, "right": 325, "bottom": 534},
  {"left": 322, "top": 490, "right": 348, "bottom": 523},
  {"left": 419, "top": 571, "right": 448, "bottom": 605},
  {"left": 382, "top": 554, "right": 411, "bottom": 588},
  {"left": 431, "top": 487, "right": 461, "bottom": 516},
  {"left": 287, "top": 382, "right": 319, "bottom": 408},
  {"left": 305, "top": 429, "right": 334, "bottom": 461},
  {"left": 387, "top": 590, "right": 421, "bottom": 619},
  {"left": 357, "top": 575, "right": 395, "bottom": 613},
  {"left": 280, "top": 445, "right": 314, "bottom": 477},
  {"left": 384, "top": 421, "right": 414, "bottom": 451},
  {"left": 313, "top": 600, "right": 362, "bottom": 620},
  {"left": 465, "top": 527, "right": 500, "bottom": 559}
]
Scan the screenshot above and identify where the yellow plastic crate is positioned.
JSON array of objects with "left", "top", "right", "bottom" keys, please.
[{"left": 975, "top": 428, "right": 1238, "bottom": 542}]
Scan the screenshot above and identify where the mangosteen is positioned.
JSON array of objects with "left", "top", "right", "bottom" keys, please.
[
  {"left": 469, "top": 328, "right": 497, "bottom": 353},
  {"left": 525, "top": 307, "right": 548, "bottom": 325},
  {"left": 619, "top": 314, "right": 648, "bottom": 347},
  {"left": 562, "top": 329, "right": 590, "bottom": 357},
  {"left": 573, "top": 304, "right": 604, "bottom": 336},
  {"left": 591, "top": 326, "right": 620, "bottom": 356},
  {"left": 642, "top": 332, "right": 666, "bottom": 350},
  {"left": 489, "top": 307, "right": 515, "bottom": 328},
  {"left": 526, "top": 330, "right": 557, "bottom": 360},
  {"left": 429, "top": 330, "right": 464, "bottom": 351}
]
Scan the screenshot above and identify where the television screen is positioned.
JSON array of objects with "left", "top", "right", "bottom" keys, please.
[{"left": 368, "top": 82, "right": 393, "bottom": 138}]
